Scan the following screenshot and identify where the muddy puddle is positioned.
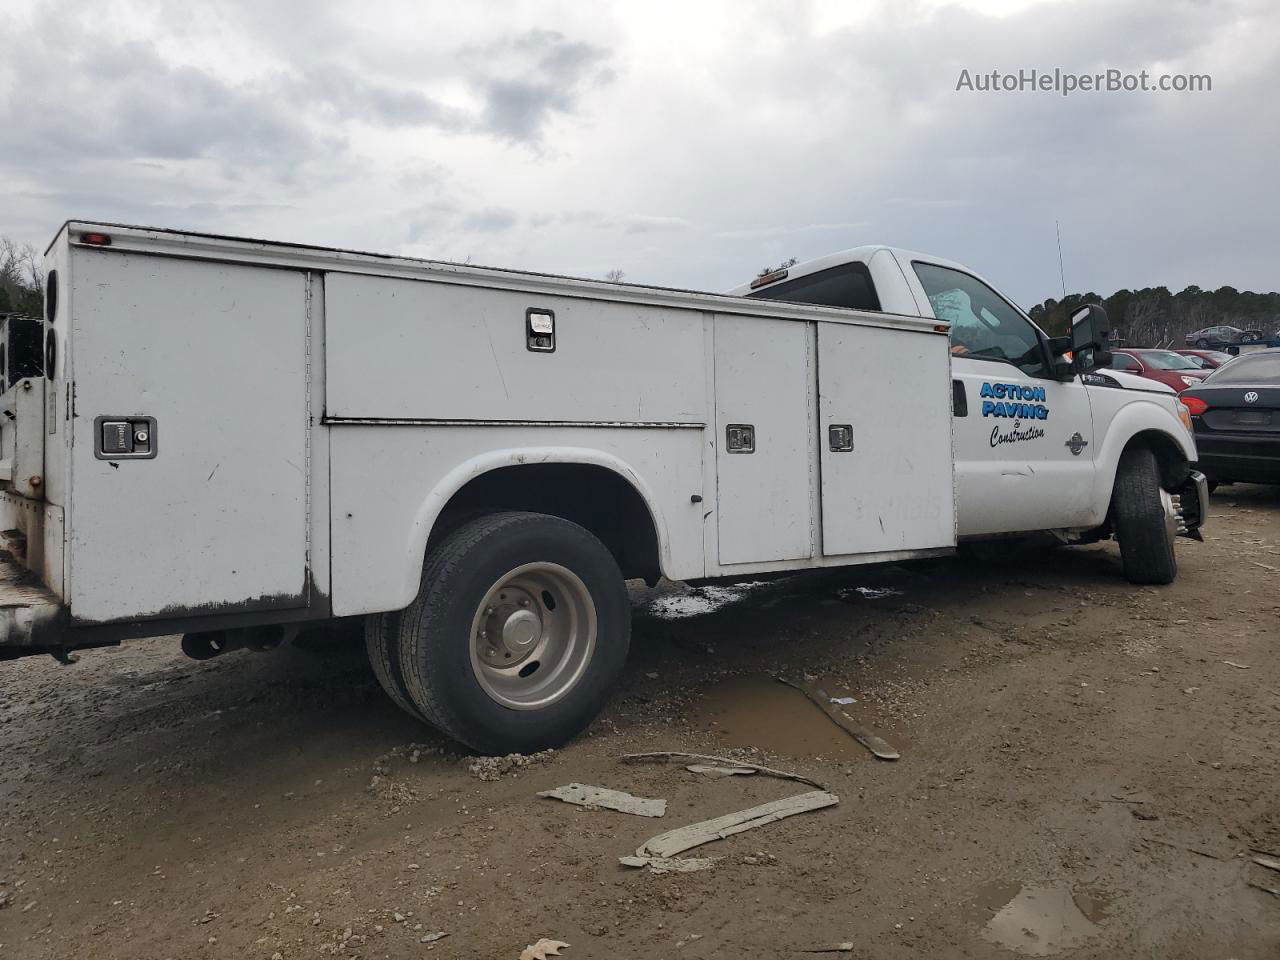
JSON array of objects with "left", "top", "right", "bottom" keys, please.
[
  {"left": 689, "top": 674, "right": 885, "bottom": 761},
  {"left": 972, "top": 881, "right": 1112, "bottom": 956}
]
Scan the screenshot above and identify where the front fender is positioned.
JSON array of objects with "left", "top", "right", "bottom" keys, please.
[{"left": 1090, "top": 398, "right": 1196, "bottom": 520}]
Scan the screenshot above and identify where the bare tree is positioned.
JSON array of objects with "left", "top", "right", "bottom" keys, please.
[
  {"left": 0, "top": 236, "right": 43, "bottom": 316},
  {"left": 758, "top": 257, "right": 797, "bottom": 276},
  {"left": 1124, "top": 292, "right": 1166, "bottom": 347},
  {"left": 604, "top": 269, "right": 626, "bottom": 283}
]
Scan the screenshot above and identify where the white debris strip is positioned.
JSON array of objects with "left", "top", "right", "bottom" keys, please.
[
  {"left": 625, "top": 790, "right": 839, "bottom": 863},
  {"left": 538, "top": 783, "right": 667, "bottom": 818},
  {"left": 618, "top": 855, "right": 720, "bottom": 874}
]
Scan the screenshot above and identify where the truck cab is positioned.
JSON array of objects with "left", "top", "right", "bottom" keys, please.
[{"left": 727, "top": 246, "right": 1208, "bottom": 546}]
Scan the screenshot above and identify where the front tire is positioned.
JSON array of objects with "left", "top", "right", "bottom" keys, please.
[
  {"left": 1197, "top": 338, "right": 1211, "bottom": 348},
  {"left": 1112, "top": 447, "right": 1178, "bottom": 584},
  {"left": 397, "top": 511, "right": 630, "bottom": 754}
]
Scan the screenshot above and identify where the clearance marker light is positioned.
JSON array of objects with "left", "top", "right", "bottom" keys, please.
[
  {"left": 749, "top": 268, "right": 789, "bottom": 290},
  {"left": 79, "top": 232, "right": 112, "bottom": 246}
]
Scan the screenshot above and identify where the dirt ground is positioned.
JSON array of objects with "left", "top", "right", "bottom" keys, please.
[{"left": 1, "top": 486, "right": 1278, "bottom": 960}]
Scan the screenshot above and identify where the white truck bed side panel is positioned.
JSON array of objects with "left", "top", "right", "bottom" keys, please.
[
  {"left": 67, "top": 252, "right": 309, "bottom": 622},
  {"left": 817, "top": 323, "right": 955, "bottom": 554},
  {"left": 328, "top": 425, "right": 706, "bottom": 617},
  {"left": 712, "top": 315, "right": 813, "bottom": 565},
  {"left": 324, "top": 273, "right": 706, "bottom": 423}
]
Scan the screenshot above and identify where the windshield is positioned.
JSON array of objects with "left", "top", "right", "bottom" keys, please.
[
  {"left": 1142, "top": 351, "right": 1201, "bottom": 371},
  {"left": 1205, "top": 352, "right": 1280, "bottom": 384}
]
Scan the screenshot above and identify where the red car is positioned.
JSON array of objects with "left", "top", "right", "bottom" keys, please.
[
  {"left": 1174, "top": 348, "right": 1233, "bottom": 370},
  {"left": 1107, "top": 349, "right": 1211, "bottom": 392}
]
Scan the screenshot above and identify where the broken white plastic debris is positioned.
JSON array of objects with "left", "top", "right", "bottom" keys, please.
[
  {"left": 630, "top": 790, "right": 839, "bottom": 861},
  {"left": 537, "top": 783, "right": 666, "bottom": 818},
  {"left": 619, "top": 855, "right": 720, "bottom": 874},
  {"left": 520, "top": 938, "right": 570, "bottom": 960},
  {"left": 828, "top": 696, "right": 856, "bottom": 705}
]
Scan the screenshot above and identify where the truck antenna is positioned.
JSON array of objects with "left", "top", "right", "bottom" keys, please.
[{"left": 1055, "top": 220, "right": 1067, "bottom": 300}]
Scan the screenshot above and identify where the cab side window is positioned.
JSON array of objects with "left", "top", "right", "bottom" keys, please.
[{"left": 913, "top": 262, "right": 1047, "bottom": 377}]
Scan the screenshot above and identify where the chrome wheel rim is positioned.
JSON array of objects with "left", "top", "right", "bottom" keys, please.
[{"left": 468, "top": 562, "right": 597, "bottom": 710}]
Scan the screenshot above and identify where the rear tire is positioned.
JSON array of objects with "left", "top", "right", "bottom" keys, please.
[
  {"left": 1112, "top": 447, "right": 1177, "bottom": 585},
  {"left": 365, "top": 611, "right": 425, "bottom": 721},
  {"left": 397, "top": 511, "right": 630, "bottom": 754}
]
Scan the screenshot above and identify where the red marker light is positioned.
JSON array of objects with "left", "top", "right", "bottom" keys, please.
[
  {"left": 1181, "top": 396, "right": 1208, "bottom": 416},
  {"left": 78, "top": 232, "right": 112, "bottom": 246}
]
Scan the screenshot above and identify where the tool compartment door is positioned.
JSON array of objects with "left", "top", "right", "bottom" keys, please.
[
  {"left": 67, "top": 252, "right": 309, "bottom": 623},
  {"left": 713, "top": 315, "right": 813, "bottom": 565},
  {"left": 817, "top": 322, "right": 954, "bottom": 555}
]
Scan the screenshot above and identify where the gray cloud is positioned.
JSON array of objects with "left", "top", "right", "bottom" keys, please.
[
  {"left": 469, "top": 29, "right": 616, "bottom": 142},
  {"left": 461, "top": 207, "right": 521, "bottom": 232}
]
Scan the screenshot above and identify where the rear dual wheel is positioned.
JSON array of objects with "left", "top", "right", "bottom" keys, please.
[{"left": 366, "top": 511, "right": 630, "bottom": 754}]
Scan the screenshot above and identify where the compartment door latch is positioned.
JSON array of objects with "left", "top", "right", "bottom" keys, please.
[{"left": 95, "top": 416, "right": 157, "bottom": 460}]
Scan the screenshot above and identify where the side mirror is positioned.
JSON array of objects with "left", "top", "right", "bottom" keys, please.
[{"left": 1071, "top": 303, "right": 1111, "bottom": 374}]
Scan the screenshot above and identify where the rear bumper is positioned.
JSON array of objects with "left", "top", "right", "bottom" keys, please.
[{"left": 1194, "top": 432, "right": 1280, "bottom": 484}]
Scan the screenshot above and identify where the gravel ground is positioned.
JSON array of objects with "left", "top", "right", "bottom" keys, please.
[{"left": 1, "top": 485, "right": 1277, "bottom": 959}]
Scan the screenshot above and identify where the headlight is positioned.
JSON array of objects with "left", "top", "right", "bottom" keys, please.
[{"left": 1179, "top": 376, "right": 1200, "bottom": 386}]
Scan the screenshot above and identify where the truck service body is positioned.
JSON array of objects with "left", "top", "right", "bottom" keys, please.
[{"left": 0, "top": 223, "right": 1207, "bottom": 752}]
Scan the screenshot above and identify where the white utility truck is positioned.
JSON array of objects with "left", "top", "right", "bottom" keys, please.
[{"left": 0, "top": 223, "right": 1206, "bottom": 753}]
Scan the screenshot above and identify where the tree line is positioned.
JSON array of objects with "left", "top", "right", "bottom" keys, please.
[{"left": 1027, "top": 285, "right": 1280, "bottom": 347}]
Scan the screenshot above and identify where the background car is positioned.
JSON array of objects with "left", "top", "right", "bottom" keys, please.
[
  {"left": 1174, "top": 348, "right": 1234, "bottom": 369},
  {"left": 1184, "top": 325, "right": 1264, "bottom": 348},
  {"left": 1107, "top": 349, "right": 1211, "bottom": 392},
  {"left": 1180, "top": 349, "right": 1280, "bottom": 486}
]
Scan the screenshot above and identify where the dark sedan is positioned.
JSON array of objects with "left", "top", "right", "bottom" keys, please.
[
  {"left": 1184, "top": 325, "right": 1264, "bottom": 349},
  {"left": 1181, "top": 349, "right": 1280, "bottom": 485}
]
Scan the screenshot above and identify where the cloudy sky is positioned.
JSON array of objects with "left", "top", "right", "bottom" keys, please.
[{"left": 1, "top": 0, "right": 1276, "bottom": 306}]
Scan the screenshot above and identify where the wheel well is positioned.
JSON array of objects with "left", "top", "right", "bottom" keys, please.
[
  {"left": 432, "top": 463, "right": 661, "bottom": 583},
  {"left": 1122, "top": 429, "right": 1189, "bottom": 490}
]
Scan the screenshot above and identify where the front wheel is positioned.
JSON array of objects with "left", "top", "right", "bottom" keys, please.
[
  {"left": 396, "top": 511, "right": 630, "bottom": 754},
  {"left": 1197, "top": 338, "right": 1211, "bottom": 348},
  {"left": 1111, "top": 447, "right": 1178, "bottom": 584}
]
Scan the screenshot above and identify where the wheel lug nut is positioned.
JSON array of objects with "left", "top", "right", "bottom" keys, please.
[{"left": 519, "top": 599, "right": 529, "bottom": 607}]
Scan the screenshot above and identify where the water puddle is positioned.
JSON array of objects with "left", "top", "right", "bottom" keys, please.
[
  {"left": 973, "top": 881, "right": 1111, "bottom": 956},
  {"left": 689, "top": 674, "right": 874, "bottom": 761}
]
